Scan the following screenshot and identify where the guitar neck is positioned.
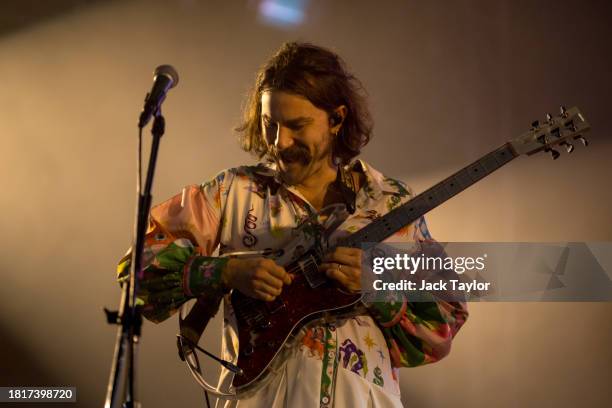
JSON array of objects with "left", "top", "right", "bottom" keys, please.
[{"left": 339, "top": 143, "right": 519, "bottom": 249}]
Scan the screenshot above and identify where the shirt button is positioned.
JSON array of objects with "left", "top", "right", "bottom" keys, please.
[
  {"left": 321, "top": 395, "right": 330, "bottom": 405},
  {"left": 328, "top": 324, "right": 336, "bottom": 331}
]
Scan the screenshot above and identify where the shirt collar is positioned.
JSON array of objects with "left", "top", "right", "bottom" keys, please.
[
  {"left": 251, "top": 158, "right": 397, "bottom": 200},
  {"left": 351, "top": 159, "right": 399, "bottom": 200}
]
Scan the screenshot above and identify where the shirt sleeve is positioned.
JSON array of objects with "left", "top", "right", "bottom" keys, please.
[
  {"left": 363, "top": 180, "right": 469, "bottom": 367},
  {"left": 116, "top": 169, "right": 234, "bottom": 323}
]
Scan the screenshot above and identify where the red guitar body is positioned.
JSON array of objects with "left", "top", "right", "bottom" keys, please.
[{"left": 230, "top": 249, "right": 361, "bottom": 390}]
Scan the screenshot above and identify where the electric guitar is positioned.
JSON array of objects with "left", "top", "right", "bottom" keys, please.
[{"left": 179, "top": 106, "right": 590, "bottom": 398}]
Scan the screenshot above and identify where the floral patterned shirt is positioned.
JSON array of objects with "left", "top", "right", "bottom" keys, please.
[{"left": 117, "top": 159, "right": 468, "bottom": 407}]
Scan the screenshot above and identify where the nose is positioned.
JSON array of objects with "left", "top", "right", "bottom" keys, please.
[{"left": 274, "top": 126, "right": 294, "bottom": 150}]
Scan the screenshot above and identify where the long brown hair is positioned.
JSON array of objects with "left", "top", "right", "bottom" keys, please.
[{"left": 236, "top": 42, "right": 373, "bottom": 164}]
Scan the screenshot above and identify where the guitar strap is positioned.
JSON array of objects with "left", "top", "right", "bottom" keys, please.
[{"left": 334, "top": 164, "right": 357, "bottom": 214}]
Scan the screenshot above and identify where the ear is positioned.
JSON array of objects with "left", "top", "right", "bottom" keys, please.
[{"left": 329, "top": 105, "right": 348, "bottom": 134}]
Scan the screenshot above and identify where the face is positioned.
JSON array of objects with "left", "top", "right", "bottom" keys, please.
[{"left": 261, "top": 90, "right": 335, "bottom": 186}]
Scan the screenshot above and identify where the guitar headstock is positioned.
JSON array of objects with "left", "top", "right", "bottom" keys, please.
[{"left": 510, "top": 106, "right": 591, "bottom": 159}]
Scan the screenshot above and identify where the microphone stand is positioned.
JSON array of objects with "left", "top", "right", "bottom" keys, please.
[{"left": 104, "top": 110, "right": 166, "bottom": 408}]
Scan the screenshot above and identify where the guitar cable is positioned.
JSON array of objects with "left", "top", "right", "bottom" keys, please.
[{"left": 176, "top": 334, "right": 244, "bottom": 375}]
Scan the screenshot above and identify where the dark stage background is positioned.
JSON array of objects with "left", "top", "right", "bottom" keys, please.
[{"left": 1, "top": 1, "right": 611, "bottom": 407}]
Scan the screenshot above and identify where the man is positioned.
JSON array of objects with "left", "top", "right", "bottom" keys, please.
[{"left": 118, "top": 42, "right": 468, "bottom": 407}]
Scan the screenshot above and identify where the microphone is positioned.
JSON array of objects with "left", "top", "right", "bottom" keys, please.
[{"left": 138, "top": 65, "right": 179, "bottom": 128}]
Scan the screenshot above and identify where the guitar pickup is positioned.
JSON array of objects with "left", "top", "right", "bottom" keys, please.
[{"left": 301, "top": 255, "right": 327, "bottom": 288}]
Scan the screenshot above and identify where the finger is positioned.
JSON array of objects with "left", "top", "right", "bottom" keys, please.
[
  {"left": 323, "top": 265, "right": 348, "bottom": 285},
  {"left": 253, "top": 289, "right": 276, "bottom": 302},
  {"left": 324, "top": 263, "right": 360, "bottom": 279},
  {"left": 334, "top": 247, "right": 363, "bottom": 258},
  {"left": 325, "top": 250, "right": 361, "bottom": 267},
  {"left": 326, "top": 267, "right": 360, "bottom": 292},
  {"left": 255, "top": 269, "right": 284, "bottom": 290},
  {"left": 319, "top": 262, "right": 347, "bottom": 275},
  {"left": 326, "top": 246, "right": 361, "bottom": 256},
  {"left": 253, "top": 280, "right": 282, "bottom": 297},
  {"left": 325, "top": 247, "right": 362, "bottom": 263},
  {"left": 265, "top": 261, "right": 292, "bottom": 285},
  {"left": 321, "top": 263, "right": 362, "bottom": 292}
]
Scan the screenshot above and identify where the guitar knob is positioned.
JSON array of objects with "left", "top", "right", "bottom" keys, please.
[
  {"left": 560, "top": 141, "right": 574, "bottom": 153},
  {"left": 574, "top": 135, "right": 589, "bottom": 146},
  {"left": 546, "top": 113, "right": 553, "bottom": 122},
  {"left": 242, "top": 345, "right": 254, "bottom": 357},
  {"left": 545, "top": 147, "right": 560, "bottom": 160},
  {"left": 259, "top": 320, "right": 272, "bottom": 330}
]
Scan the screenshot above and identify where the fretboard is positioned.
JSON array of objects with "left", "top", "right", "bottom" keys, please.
[{"left": 338, "top": 143, "right": 518, "bottom": 249}]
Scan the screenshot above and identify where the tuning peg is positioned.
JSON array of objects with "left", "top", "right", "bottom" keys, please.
[
  {"left": 546, "top": 113, "right": 553, "bottom": 122},
  {"left": 560, "top": 141, "right": 574, "bottom": 153},
  {"left": 531, "top": 120, "right": 540, "bottom": 129},
  {"left": 560, "top": 106, "right": 567, "bottom": 115},
  {"left": 574, "top": 135, "right": 589, "bottom": 146},
  {"left": 545, "top": 147, "right": 560, "bottom": 160}
]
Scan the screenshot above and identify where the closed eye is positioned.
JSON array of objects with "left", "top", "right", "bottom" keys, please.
[
  {"left": 262, "top": 116, "right": 312, "bottom": 132},
  {"left": 285, "top": 118, "right": 312, "bottom": 130},
  {"left": 287, "top": 123, "right": 303, "bottom": 131}
]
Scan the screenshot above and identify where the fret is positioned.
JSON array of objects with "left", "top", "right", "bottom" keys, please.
[
  {"left": 454, "top": 170, "right": 473, "bottom": 189},
  {"left": 383, "top": 207, "right": 407, "bottom": 229},
  {"left": 339, "top": 143, "right": 518, "bottom": 249},
  {"left": 429, "top": 184, "right": 448, "bottom": 208},
  {"left": 481, "top": 152, "right": 500, "bottom": 173},
  {"left": 467, "top": 162, "right": 486, "bottom": 182}
]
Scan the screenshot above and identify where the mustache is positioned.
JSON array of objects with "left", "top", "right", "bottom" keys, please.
[{"left": 274, "top": 145, "right": 311, "bottom": 164}]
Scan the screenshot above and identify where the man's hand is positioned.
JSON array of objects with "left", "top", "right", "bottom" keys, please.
[
  {"left": 222, "top": 258, "right": 292, "bottom": 301},
  {"left": 320, "top": 247, "right": 363, "bottom": 293}
]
